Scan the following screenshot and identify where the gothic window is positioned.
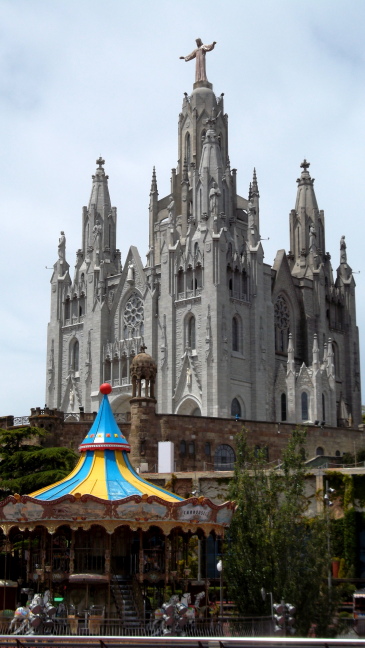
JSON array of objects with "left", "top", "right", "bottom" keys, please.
[
  {"left": 121, "top": 357, "right": 127, "bottom": 381},
  {"left": 242, "top": 271, "right": 248, "bottom": 299},
  {"left": 322, "top": 393, "right": 326, "bottom": 423},
  {"left": 104, "top": 359, "right": 111, "bottom": 382},
  {"left": 72, "top": 296, "right": 78, "bottom": 318},
  {"left": 123, "top": 293, "right": 144, "bottom": 337},
  {"left": 186, "top": 315, "right": 196, "bottom": 350},
  {"left": 185, "top": 132, "right": 191, "bottom": 167},
  {"left": 65, "top": 297, "right": 70, "bottom": 321},
  {"left": 231, "top": 398, "right": 241, "bottom": 418},
  {"left": 232, "top": 317, "right": 240, "bottom": 352},
  {"left": 79, "top": 293, "right": 85, "bottom": 317},
  {"left": 214, "top": 444, "right": 235, "bottom": 470},
  {"left": 332, "top": 341, "right": 340, "bottom": 378},
  {"left": 316, "top": 446, "right": 324, "bottom": 456},
  {"left": 274, "top": 295, "right": 290, "bottom": 353},
  {"left": 192, "top": 406, "right": 201, "bottom": 416},
  {"left": 195, "top": 264, "right": 202, "bottom": 289},
  {"left": 71, "top": 340, "right": 79, "bottom": 372},
  {"left": 301, "top": 392, "right": 309, "bottom": 421},
  {"left": 112, "top": 357, "right": 119, "bottom": 385},
  {"left": 177, "top": 268, "right": 184, "bottom": 294},
  {"left": 281, "top": 393, "right": 287, "bottom": 422}
]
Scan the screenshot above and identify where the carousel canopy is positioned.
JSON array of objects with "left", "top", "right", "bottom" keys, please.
[{"left": 30, "top": 384, "right": 183, "bottom": 503}]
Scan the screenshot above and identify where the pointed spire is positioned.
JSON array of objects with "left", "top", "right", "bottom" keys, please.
[
  {"left": 295, "top": 159, "right": 318, "bottom": 212},
  {"left": 287, "top": 333, "right": 295, "bottom": 374},
  {"left": 88, "top": 156, "right": 111, "bottom": 213},
  {"left": 251, "top": 167, "right": 259, "bottom": 197},
  {"left": 182, "top": 157, "right": 189, "bottom": 183},
  {"left": 150, "top": 166, "right": 158, "bottom": 194},
  {"left": 248, "top": 181, "right": 252, "bottom": 200},
  {"left": 312, "top": 334, "right": 319, "bottom": 371}
]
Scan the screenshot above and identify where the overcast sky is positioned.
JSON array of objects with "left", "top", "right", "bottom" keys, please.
[{"left": 1, "top": 0, "right": 365, "bottom": 416}]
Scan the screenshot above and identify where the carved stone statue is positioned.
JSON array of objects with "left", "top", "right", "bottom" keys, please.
[
  {"left": 127, "top": 261, "right": 135, "bottom": 285},
  {"left": 209, "top": 182, "right": 221, "bottom": 216},
  {"left": 58, "top": 231, "right": 66, "bottom": 261},
  {"left": 309, "top": 224, "right": 316, "bottom": 250},
  {"left": 69, "top": 388, "right": 75, "bottom": 410},
  {"left": 180, "top": 38, "right": 217, "bottom": 83},
  {"left": 340, "top": 235, "right": 347, "bottom": 264},
  {"left": 167, "top": 196, "right": 175, "bottom": 223},
  {"left": 93, "top": 220, "right": 102, "bottom": 251}
]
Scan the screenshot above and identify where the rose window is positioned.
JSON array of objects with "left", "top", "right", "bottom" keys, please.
[
  {"left": 124, "top": 294, "right": 144, "bottom": 330},
  {"left": 274, "top": 296, "right": 290, "bottom": 330}
]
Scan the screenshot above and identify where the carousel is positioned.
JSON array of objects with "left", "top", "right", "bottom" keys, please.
[{"left": 0, "top": 349, "right": 235, "bottom": 634}]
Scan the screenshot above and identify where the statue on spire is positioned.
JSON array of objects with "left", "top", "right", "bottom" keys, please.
[{"left": 180, "top": 38, "right": 217, "bottom": 83}]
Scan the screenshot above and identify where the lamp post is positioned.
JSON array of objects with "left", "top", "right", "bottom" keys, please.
[
  {"left": 323, "top": 480, "right": 335, "bottom": 592},
  {"left": 216, "top": 559, "right": 223, "bottom": 618}
]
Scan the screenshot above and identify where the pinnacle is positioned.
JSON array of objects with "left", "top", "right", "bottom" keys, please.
[{"left": 150, "top": 166, "right": 158, "bottom": 193}]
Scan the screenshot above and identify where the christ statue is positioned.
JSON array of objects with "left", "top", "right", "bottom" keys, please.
[{"left": 180, "top": 38, "right": 217, "bottom": 83}]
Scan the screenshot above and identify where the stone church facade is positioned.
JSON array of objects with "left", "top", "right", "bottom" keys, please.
[{"left": 46, "top": 69, "right": 361, "bottom": 428}]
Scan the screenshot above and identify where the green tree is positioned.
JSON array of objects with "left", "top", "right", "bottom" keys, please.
[
  {"left": 0, "top": 426, "right": 78, "bottom": 498},
  {"left": 225, "top": 427, "right": 336, "bottom": 636}
]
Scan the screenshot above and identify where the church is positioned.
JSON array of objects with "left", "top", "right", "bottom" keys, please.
[{"left": 46, "top": 40, "right": 361, "bottom": 428}]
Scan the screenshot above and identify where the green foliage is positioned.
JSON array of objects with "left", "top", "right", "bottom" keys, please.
[
  {"left": 0, "top": 427, "right": 78, "bottom": 499},
  {"left": 225, "top": 427, "right": 336, "bottom": 637}
]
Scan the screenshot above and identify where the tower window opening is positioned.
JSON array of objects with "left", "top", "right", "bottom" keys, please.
[
  {"left": 231, "top": 398, "right": 241, "bottom": 418},
  {"left": 232, "top": 317, "right": 240, "bottom": 352},
  {"left": 301, "top": 392, "right": 309, "bottom": 421},
  {"left": 281, "top": 393, "right": 287, "bottom": 422},
  {"left": 71, "top": 340, "right": 79, "bottom": 372},
  {"left": 187, "top": 315, "right": 196, "bottom": 350}
]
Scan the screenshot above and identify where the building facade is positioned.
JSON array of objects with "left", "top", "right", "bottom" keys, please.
[{"left": 46, "top": 66, "right": 361, "bottom": 427}]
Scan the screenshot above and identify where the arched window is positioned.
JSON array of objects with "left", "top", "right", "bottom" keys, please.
[
  {"left": 70, "top": 340, "right": 79, "bottom": 373},
  {"left": 316, "top": 446, "right": 324, "bottom": 456},
  {"left": 177, "top": 268, "right": 184, "bottom": 295},
  {"left": 185, "top": 132, "right": 191, "bottom": 167},
  {"left": 187, "top": 315, "right": 196, "bottom": 349},
  {"left": 231, "top": 398, "right": 241, "bottom": 418},
  {"left": 65, "top": 297, "right": 71, "bottom": 322},
  {"left": 322, "top": 393, "right": 326, "bottom": 423},
  {"left": 104, "top": 359, "right": 111, "bottom": 382},
  {"left": 188, "top": 441, "right": 195, "bottom": 456},
  {"left": 214, "top": 445, "right": 236, "bottom": 470},
  {"left": 180, "top": 440, "right": 186, "bottom": 456},
  {"left": 79, "top": 293, "right": 85, "bottom": 317},
  {"left": 332, "top": 342, "right": 340, "bottom": 378},
  {"left": 301, "top": 392, "right": 309, "bottom": 421},
  {"left": 281, "top": 393, "right": 287, "bottom": 422},
  {"left": 232, "top": 317, "right": 239, "bottom": 352},
  {"left": 205, "top": 442, "right": 211, "bottom": 456}
]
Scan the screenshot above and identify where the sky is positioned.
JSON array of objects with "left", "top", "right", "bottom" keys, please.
[{"left": 1, "top": 0, "right": 365, "bottom": 416}]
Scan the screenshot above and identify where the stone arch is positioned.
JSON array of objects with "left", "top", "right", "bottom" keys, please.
[{"left": 176, "top": 396, "right": 201, "bottom": 416}]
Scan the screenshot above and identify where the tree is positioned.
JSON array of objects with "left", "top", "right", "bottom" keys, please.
[
  {"left": 0, "top": 426, "right": 78, "bottom": 499},
  {"left": 225, "top": 427, "right": 336, "bottom": 636}
]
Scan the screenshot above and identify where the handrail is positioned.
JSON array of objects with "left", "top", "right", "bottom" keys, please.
[{"left": 132, "top": 574, "right": 145, "bottom": 623}]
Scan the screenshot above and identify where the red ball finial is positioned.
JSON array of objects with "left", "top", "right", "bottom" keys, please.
[{"left": 100, "top": 383, "right": 112, "bottom": 395}]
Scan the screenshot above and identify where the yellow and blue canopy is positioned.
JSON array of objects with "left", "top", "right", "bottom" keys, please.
[{"left": 30, "top": 384, "right": 183, "bottom": 503}]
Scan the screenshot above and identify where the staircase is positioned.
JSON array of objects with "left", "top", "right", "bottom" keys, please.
[{"left": 111, "top": 575, "right": 142, "bottom": 628}]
